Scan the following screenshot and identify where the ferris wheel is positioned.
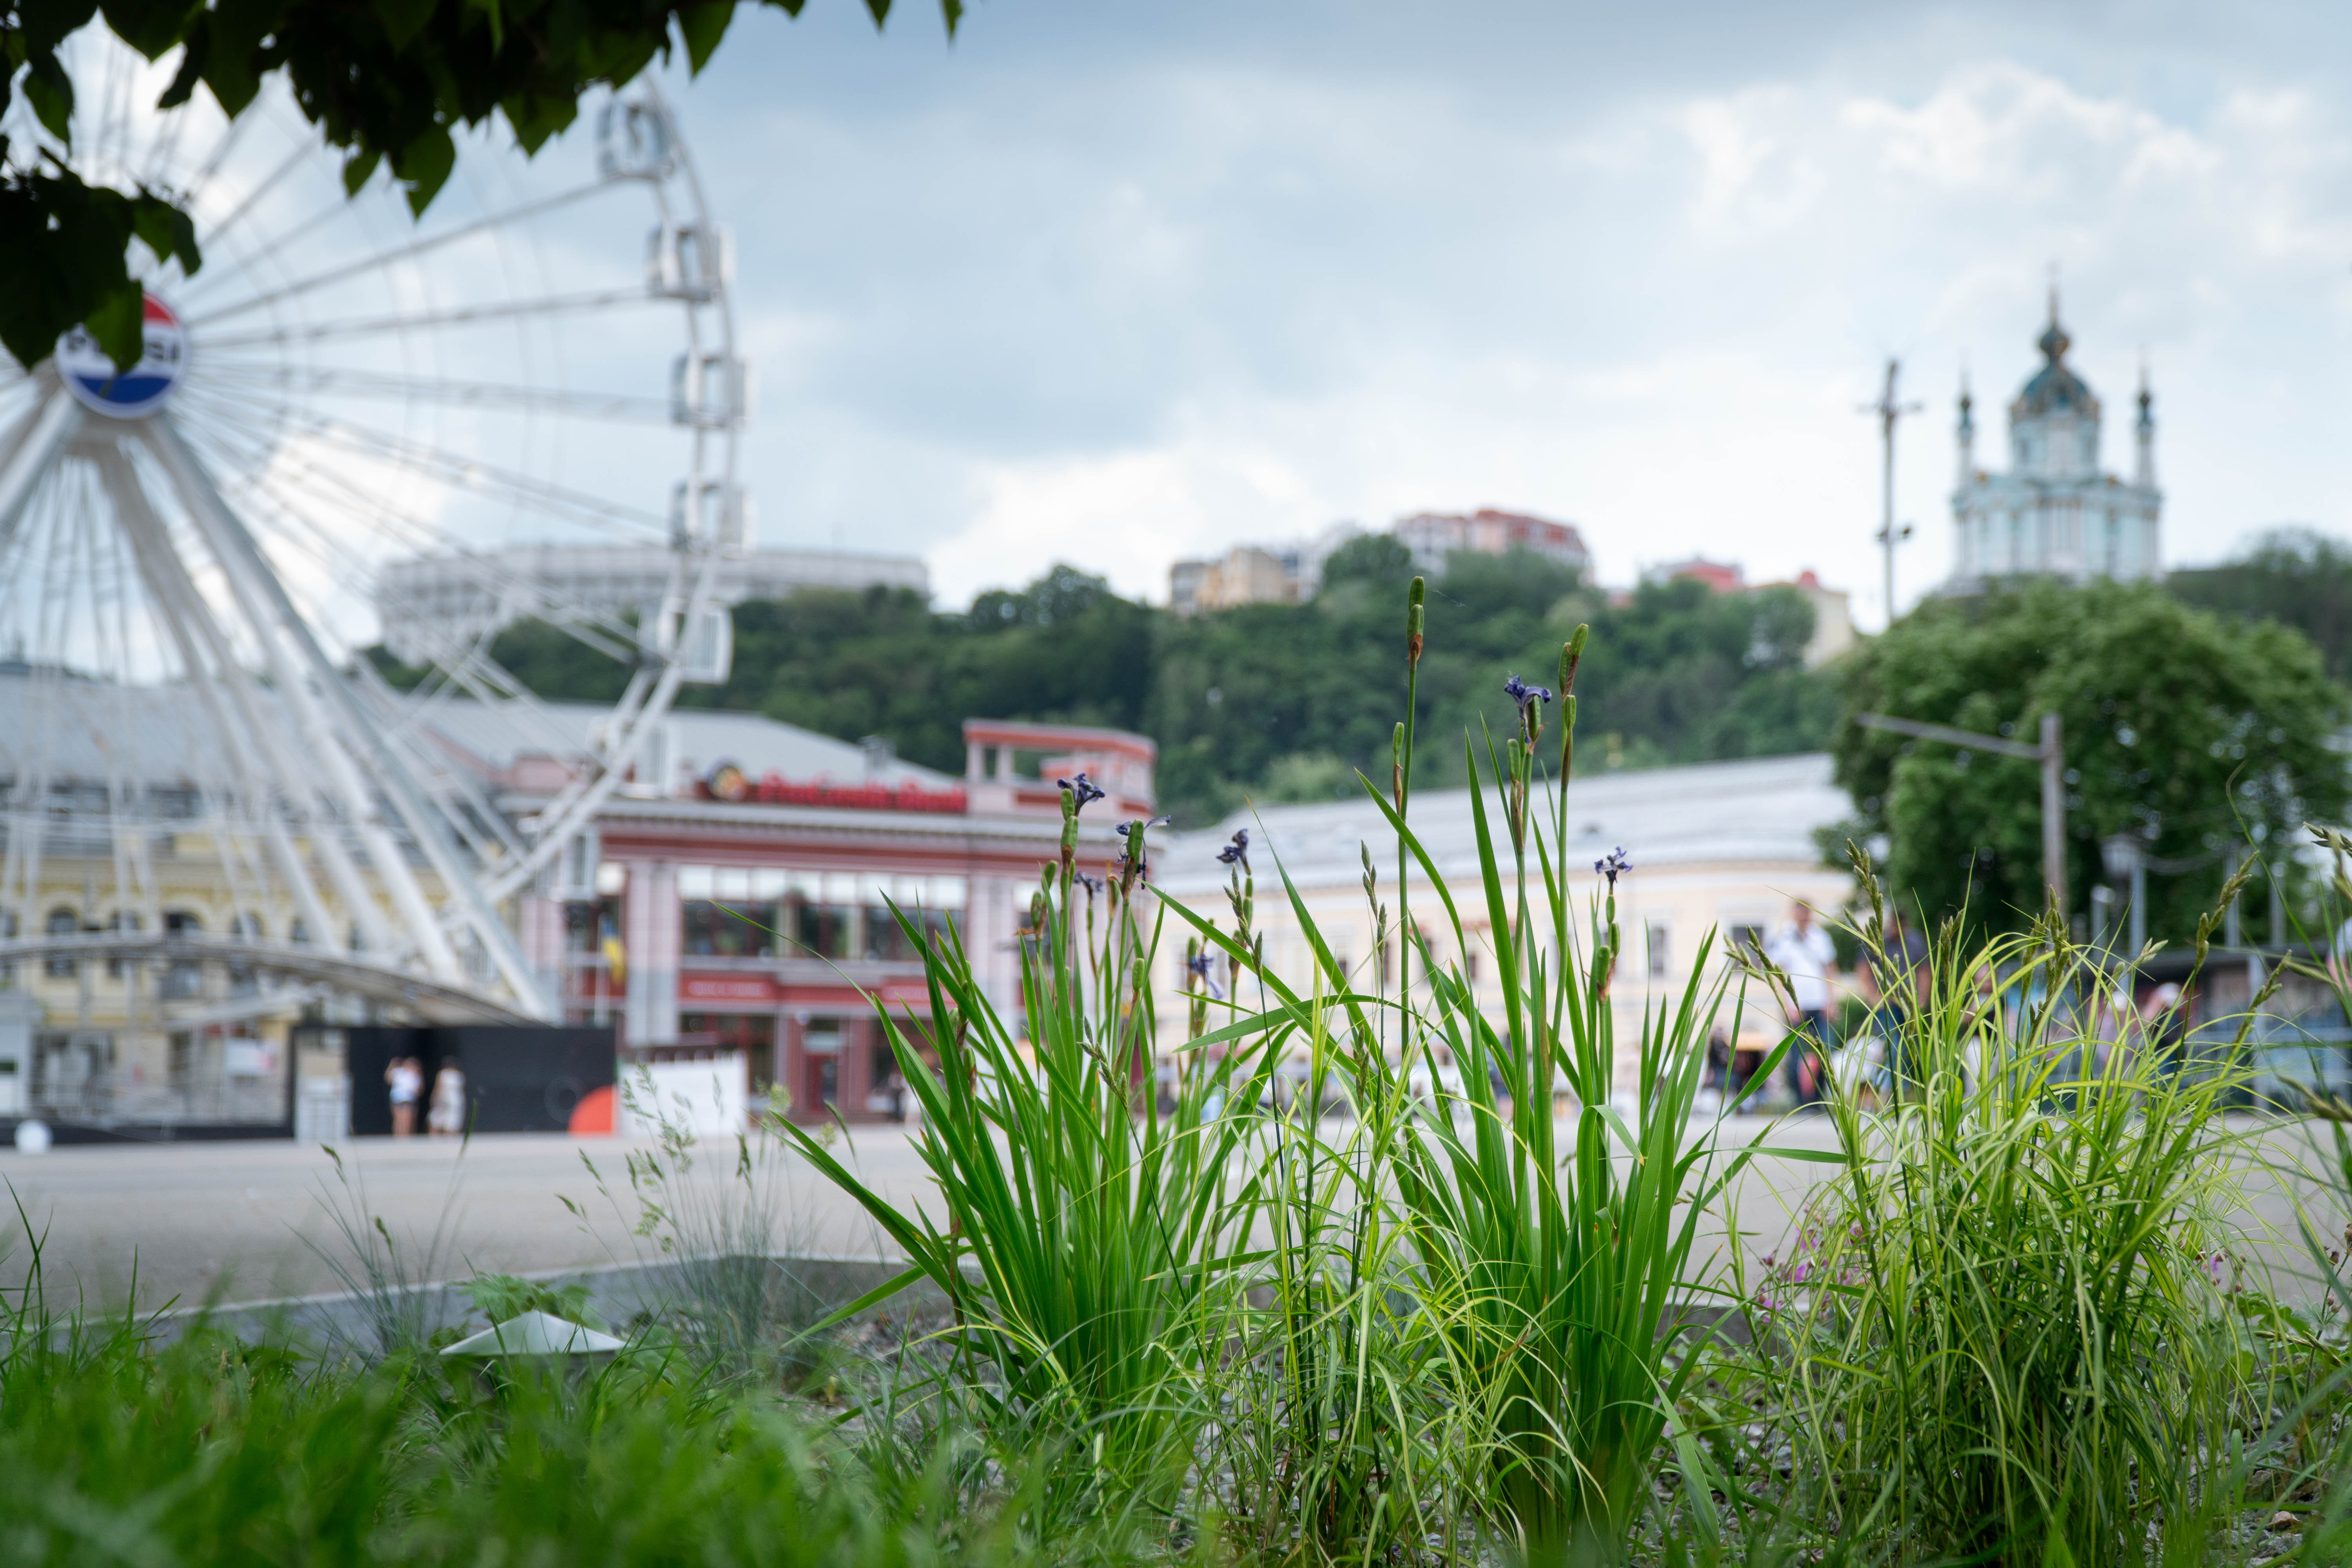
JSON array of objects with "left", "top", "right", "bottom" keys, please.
[{"left": 0, "top": 34, "right": 743, "bottom": 1024}]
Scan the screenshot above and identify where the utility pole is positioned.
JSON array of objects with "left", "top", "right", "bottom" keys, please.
[
  {"left": 1857, "top": 710, "right": 2067, "bottom": 919},
  {"left": 1859, "top": 359, "right": 1922, "bottom": 626}
]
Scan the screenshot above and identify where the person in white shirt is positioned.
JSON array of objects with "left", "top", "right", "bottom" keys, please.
[
  {"left": 385, "top": 1056, "right": 422, "bottom": 1138},
  {"left": 427, "top": 1062, "right": 466, "bottom": 1137},
  {"left": 1763, "top": 900, "right": 1839, "bottom": 1105}
]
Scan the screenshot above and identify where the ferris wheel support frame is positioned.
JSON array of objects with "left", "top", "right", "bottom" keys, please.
[
  {"left": 145, "top": 414, "right": 555, "bottom": 1019},
  {"left": 0, "top": 390, "right": 79, "bottom": 540},
  {"left": 97, "top": 441, "right": 354, "bottom": 954}
]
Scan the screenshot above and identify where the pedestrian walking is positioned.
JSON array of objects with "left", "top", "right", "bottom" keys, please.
[
  {"left": 1764, "top": 901, "right": 1839, "bottom": 1106},
  {"left": 386, "top": 1056, "right": 422, "bottom": 1137},
  {"left": 427, "top": 1061, "right": 466, "bottom": 1137}
]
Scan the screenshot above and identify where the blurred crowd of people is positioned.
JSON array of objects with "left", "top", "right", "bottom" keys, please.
[{"left": 1706, "top": 899, "right": 2196, "bottom": 1113}]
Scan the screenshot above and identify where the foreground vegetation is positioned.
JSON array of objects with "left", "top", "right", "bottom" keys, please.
[{"left": 25, "top": 580, "right": 2352, "bottom": 1565}]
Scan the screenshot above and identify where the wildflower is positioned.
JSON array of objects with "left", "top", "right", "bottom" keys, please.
[
  {"left": 1116, "top": 816, "right": 1173, "bottom": 887},
  {"left": 1216, "top": 829, "right": 1250, "bottom": 874},
  {"left": 1074, "top": 871, "right": 1102, "bottom": 898},
  {"left": 2203, "top": 1253, "right": 2226, "bottom": 1288},
  {"left": 1186, "top": 951, "right": 1224, "bottom": 1000},
  {"left": 1595, "top": 846, "right": 1632, "bottom": 887},
  {"left": 1503, "top": 673, "right": 1554, "bottom": 714},
  {"left": 1058, "top": 772, "right": 1106, "bottom": 811}
]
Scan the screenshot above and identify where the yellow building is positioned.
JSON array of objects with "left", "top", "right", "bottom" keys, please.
[{"left": 1152, "top": 753, "right": 1854, "bottom": 1091}]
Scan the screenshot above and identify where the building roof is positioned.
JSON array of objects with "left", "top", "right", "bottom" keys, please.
[
  {"left": 421, "top": 699, "right": 958, "bottom": 791},
  {"left": 1152, "top": 752, "right": 1846, "bottom": 896},
  {"left": 2012, "top": 304, "right": 2099, "bottom": 423},
  {"left": 0, "top": 668, "right": 243, "bottom": 789}
]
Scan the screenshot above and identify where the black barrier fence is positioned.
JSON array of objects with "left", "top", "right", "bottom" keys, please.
[{"left": 345, "top": 1025, "right": 616, "bottom": 1137}]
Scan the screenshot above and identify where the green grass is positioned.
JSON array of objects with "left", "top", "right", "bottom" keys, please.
[
  {"left": 0, "top": 1259, "right": 1145, "bottom": 1567},
  {"left": 1711, "top": 860, "right": 2288, "bottom": 1565}
]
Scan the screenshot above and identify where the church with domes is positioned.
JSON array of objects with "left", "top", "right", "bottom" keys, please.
[{"left": 1949, "top": 294, "right": 2162, "bottom": 588}]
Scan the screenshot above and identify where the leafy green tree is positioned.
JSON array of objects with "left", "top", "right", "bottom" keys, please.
[
  {"left": 2169, "top": 526, "right": 2352, "bottom": 684},
  {"left": 1834, "top": 580, "right": 2348, "bottom": 943},
  {"left": 1, "top": 0, "right": 956, "bottom": 369},
  {"left": 364, "top": 555, "right": 1842, "bottom": 828}
]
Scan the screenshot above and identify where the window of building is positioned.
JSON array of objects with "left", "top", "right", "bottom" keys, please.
[
  {"left": 163, "top": 910, "right": 205, "bottom": 998},
  {"left": 1645, "top": 920, "right": 1671, "bottom": 982},
  {"left": 45, "top": 908, "right": 79, "bottom": 978},
  {"left": 564, "top": 896, "right": 621, "bottom": 955},
  {"left": 682, "top": 899, "right": 781, "bottom": 957},
  {"left": 226, "top": 913, "right": 263, "bottom": 994},
  {"left": 868, "top": 1038, "right": 904, "bottom": 1117},
  {"left": 864, "top": 874, "right": 966, "bottom": 961},
  {"left": 782, "top": 872, "right": 858, "bottom": 962},
  {"left": 802, "top": 1016, "right": 844, "bottom": 1109},
  {"left": 679, "top": 1011, "right": 778, "bottom": 1094},
  {"left": 105, "top": 911, "right": 141, "bottom": 980},
  {"left": 677, "top": 864, "right": 786, "bottom": 958}
]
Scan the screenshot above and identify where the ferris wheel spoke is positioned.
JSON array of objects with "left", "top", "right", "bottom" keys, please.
[
  {"left": 194, "top": 286, "right": 668, "bottom": 352},
  {"left": 187, "top": 422, "right": 652, "bottom": 664},
  {"left": 194, "top": 363, "right": 675, "bottom": 423},
  {"left": 254, "top": 404, "right": 670, "bottom": 535},
  {"left": 188, "top": 177, "right": 631, "bottom": 330},
  {"left": 175, "top": 99, "right": 260, "bottom": 216},
  {"left": 190, "top": 139, "right": 314, "bottom": 262},
  {"left": 237, "top": 461, "right": 649, "bottom": 663},
  {"left": 170, "top": 388, "right": 672, "bottom": 541}
]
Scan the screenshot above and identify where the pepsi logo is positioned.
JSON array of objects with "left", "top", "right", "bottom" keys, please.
[{"left": 55, "top": 292, "right": 188, "bottom": 419}]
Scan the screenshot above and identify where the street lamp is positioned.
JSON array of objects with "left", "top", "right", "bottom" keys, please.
[
  {"left": 1854, "top": 711, "right": 2067, "bottom": 916},
  {"left": 2100, "top": 832, "right": 2147, "bottom": 958}
]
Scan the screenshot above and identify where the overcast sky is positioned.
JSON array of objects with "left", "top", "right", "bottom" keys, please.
[{"left": 638, "top": 0, "right": 2352, "bottom": 623}]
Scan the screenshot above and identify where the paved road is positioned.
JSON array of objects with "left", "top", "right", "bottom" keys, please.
[
  {"left": 0, "top": 1114, "right": 2341, "bottom": 1314},
  {"left": 0, "top": 1127, "right": 942, "bottom": 1312}
]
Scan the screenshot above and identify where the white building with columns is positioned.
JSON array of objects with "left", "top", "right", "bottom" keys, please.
[{"left": 1949, "top": 295, "right": 2163, "bottom": 589}]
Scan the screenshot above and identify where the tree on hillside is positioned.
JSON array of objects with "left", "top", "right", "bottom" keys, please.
[
  {"left": 1147, "top": 552, "right": 1836, "bottom": 823},
  {"left": 367, "top": 555, "right": 1840, "bottom": 825},
  {"left": 2, "top": 0, "right": 957, "bottom": 370},
  {"left": 2169, "top": 527, "right": 2352, "bottom": 684},
  {"left": 1833, "top": 580, "right": 2348, "bottom": 944}
]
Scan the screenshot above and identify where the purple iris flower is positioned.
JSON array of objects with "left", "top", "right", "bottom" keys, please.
[
  {"left": 1058, "top": 773, "right": 1106, "bottom": 811},
  {"left": 1186, "top": 951, "right": 1224, "bottom": 999},
  {"left": 1503, "top": 673, "right": 1554, "bottom": 713},
  {"left": 1595, "top": 846, "right": 1632, "bottom": 887},
  {"left": 1215, "top": 829, "right": 1250, "bottom": 873}
]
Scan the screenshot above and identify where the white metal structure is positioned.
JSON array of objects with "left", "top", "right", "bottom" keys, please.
[{"left": 0, "top": 37, "right": 742, "bottom": 1028}]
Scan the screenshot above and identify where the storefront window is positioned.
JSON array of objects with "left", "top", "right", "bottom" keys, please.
[
  {"left": 679, "top": 1011, "right": 779, "bottom": 1093},
  {"left": 678, "top": 865, "right": 786, "bottom": 958},
  {"left": 564, "top": 896, "right": 621, "bottom": 955},
  {"left": 863, "top": 874, "right": 966, "bottom": 961},
  {"left": 788, "top": 872, "right": 858, "bottom": 961},
  {"left": 803, "top": 1015, "right": 844, "bottom": 1108}
]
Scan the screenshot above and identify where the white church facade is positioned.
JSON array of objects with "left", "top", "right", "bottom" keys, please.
[{"left": 1950, "top": 296, "right": 2162, "bottom": 588}]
